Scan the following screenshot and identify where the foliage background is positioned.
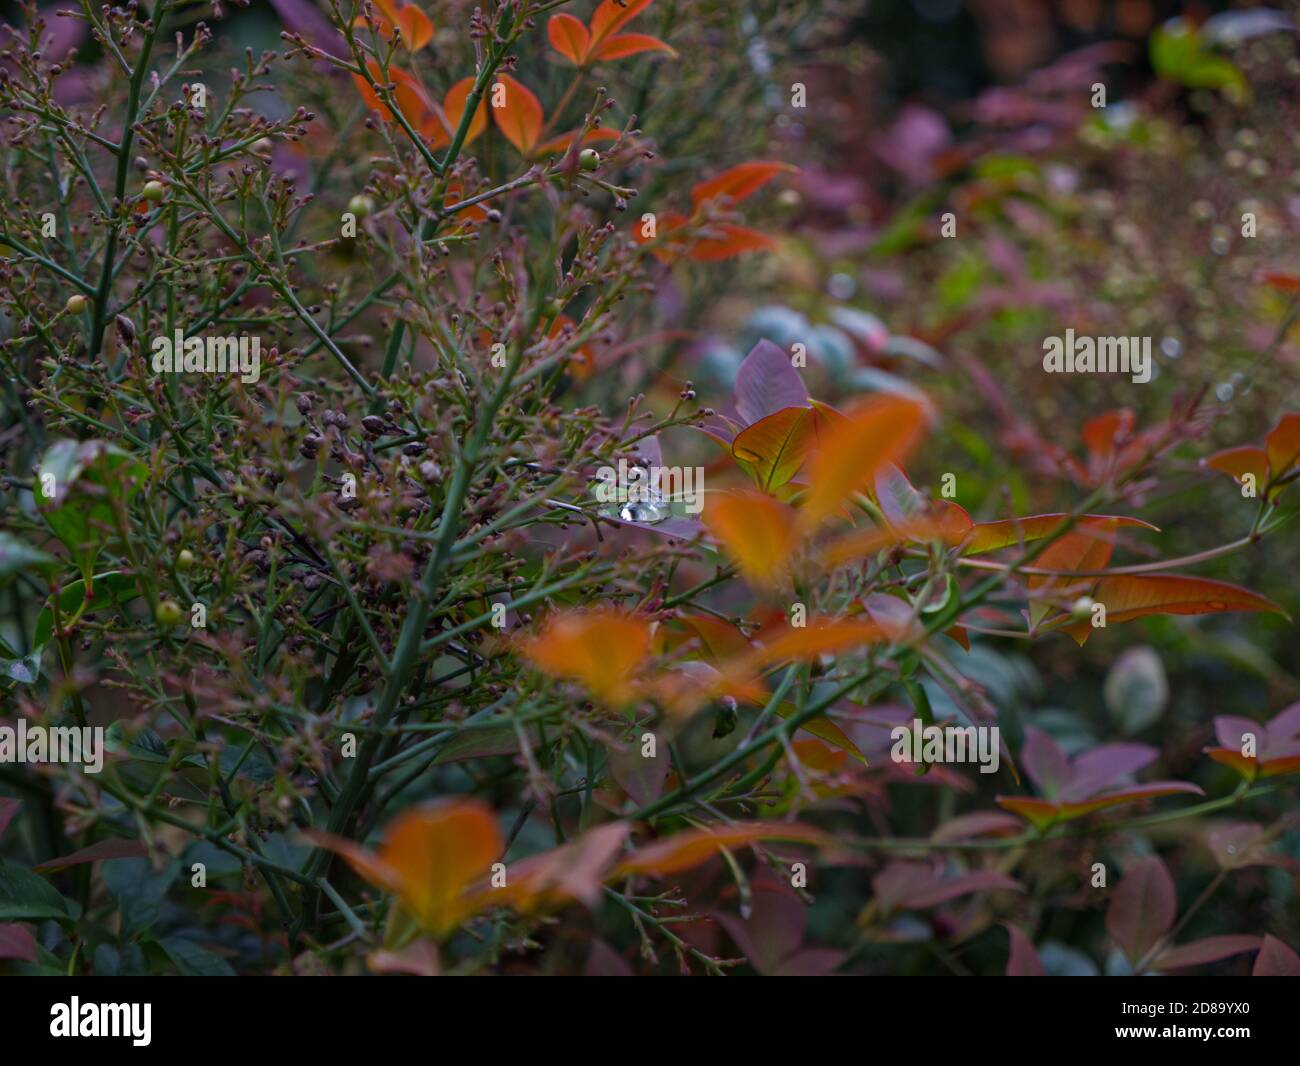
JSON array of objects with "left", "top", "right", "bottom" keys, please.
[{"left": 1, "top": 0, "right": 1299, "bottom": 976}]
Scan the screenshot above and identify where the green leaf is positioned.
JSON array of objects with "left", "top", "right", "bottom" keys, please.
[
  {"left": 157, "top": 936, "right": 236, "bottom": 976},
  {"left": 433, "top": 725, "right": 539, "bottom": 764},
  {"left": 0, "top": 532, "right": 55, "bottom": 583},
  {"left": 775, "top": 703, "right": 867, "bottom": 764},
  {"left": 34, "top": 570, "right": 139, "bottom": 647},
  {"left": 93, "top": 942, "right": 147, "bottom": 976},
  {"left": 1103, "top": 646, "right": 1169, "bottom": 735},
  {"left": 102, "top": 857, "right": 179, "bottom": 936},
  {"left": 1, "top": 649, "right": 42, "bottom": 685},
  {"left": 1150, "top": 20, "right": 1247, "bottom": 97},
  {"left": 36, "top": 439, "right": 148, "bottom": 578},
  {"left": 0, "top": 859, "right": 76, "bottom": 922},
  {"left": 104, "top": 721, "right": 170, "bottom": 764}
]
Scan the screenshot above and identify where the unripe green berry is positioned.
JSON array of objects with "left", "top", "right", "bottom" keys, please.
[
  {"left": 155, "top": 600, "right": 183, "bottom": 626},
  {"left": 142, "top": 180, "right": 166, "bottom": 203},
  {"left": 578, "top": 148, "right": 600, "bottom": 171},
  {"left": 1071, "top": 595, "right": 1095, "bottom": 621},
  {"left": 65, "top": 293, "right": 88, "bottom": 314},
  {"left": 176, "top": 549, "right": 195, "bottom": 572},
  {"left": 348, "top": 194, "right": 375, "bottom": 219}
]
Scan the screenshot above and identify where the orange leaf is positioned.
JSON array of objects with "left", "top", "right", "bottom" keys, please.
[
  {"left": 703, "top": 489, "right": 797, "bottom": 589},
  {"left": 752, "top": 618, "right": 887, "bottom": 666},
  {"left": 1203, "top": 445, "right": 1270, "bottom": 489},
  {"left": 306, "top": 800, "right": 501, "bottom": 937},
  {"left": 1062, "top": 574, "right": 1286, "bottom": 645},
  {"left": 473, "top": 822, "right": 630, "bottom": 912},
  {"left": 355, "top": 1, "right": 433, "bottom": 52},
  {"left": 692, "top": 161, "right": 796, "bottom": 211},
  {"left": 593, "top": 33, "right": 678, "bottom": 60},
  {"left": 688, "top": 223, "right": 777, "bottom": 261},
  {"left": 731, "top": 405, "right": 819, "bottom": 491},
  {"left": 535, "top": 125, "right": 622, "bottom": 158},
  {"left": 1265, "top": 412, "right": 1300, "bottom": 480},
  {"left": 964, "top": 514, "right": 1157, "bottom": 556},
  {"left": 491, "top": 73, "right": 544, "bottom": 156},
  {"left": 819, "top": 514, "right": 958, "bottom": 568},
  {"left": 1261, "top": 271, "right": 1300, "bottom": 294},
  {"left": 590, "top": 0, "right": 652, "bottom": 47},
  {"left": 518, "top": 608, "right": 652, "bottom": 705},
  {"left": 679, "top": 615, "right": 752, "bottom": 661},
  {"left": 352, "top": 62, "right": 433, "bottom": 129},
  {"left": 1027, "top": 518, "right": 1130, "bottom": 627},
  {"left": 798, "top": 395, "right": 929, "bottom": 532},
  {"left": 611, "top": 822, "right": 823, "bottom": 879},
  {"left": 993, "top": 796, "right": 1059, "bottom": 830},
  {"left": 1205, "top": 746, "right": 1259, "bottom": 782},
  {"left": 394, "top": 4, "right": 434, "bottom": 51},
  {"left": 427, "top": 77, "right": 487, "bottom": 150},
  {"left": 548, "top": 12, "right": 591, "bottom": 64}
]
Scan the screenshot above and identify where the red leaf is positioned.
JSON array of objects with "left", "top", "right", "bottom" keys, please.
[
  {"left": 1005, "top": 924, "right": 1045, "bottom": 976},
  {"left": 612, "top": 823, "right": 824, "bottom": 879},
  {"left": 688, "top": 223, "right": 777, "bottom": 261},
  {"left": 931, "top": 812, "right": 1024, "bottom": 843},
  {"left": 962, "top": 514, "right": 1157, "bottom": 556},
  {"left": 1106, "top": 856, "right": 1176, "bottom": 963},
  {"left": 1153, "top": 935, "right": 1261, "bottom": 972},
  {"left": 691, "top": 161, "right": 796, "bottom": 211},
  {"left": 1063, "top": 574, "right": 1286, "bottom": 645},
  {"left": 1254, "top": 934, "right": 1300, "bottom": 976},
  {"left": 0, "top": 923, "right": 37, "bottom": 963}
]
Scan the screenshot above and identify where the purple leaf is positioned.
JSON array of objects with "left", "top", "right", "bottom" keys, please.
[
  {"left": 931, "top": 811, "right": 1024, "bottom": 843},
  {"left": 34, "top": 838, "right": 146, "bottom": 872},
  {"left": 1061, "top": 743, "right": 1156, "bottom": 803},
  {"left": 267, "top": 0, "right": 342, "bottom": 53},
  {"left": 584, "top": 939, "right": 634, "bottom": 976},
  {"left": 1215, "top": 715, "right": 1260, "bottom": 751},
  {"left": 0, "top": 923, "right": 38, "bottom": 963},
  {"left": 1266, "top": 701, "right": 1300, "bottom": 748},
  {"left": 1020, "top": 726, "right": 1071, "bottom": 800},
  {"left": 0, "top": 797, "right": 20, "bottom": 839},
  {"left": 1106, "top": 856, "right": 1176, "bottom": 963},
  {"left": 1005, "top": 924, "right": 1045, "bottom": 976},
  {"left": 870, "top": 105, "right": 952, "bottom": 184},
  {"left": 1153, "top": 935, "right": 1261, "bottom": 972},
  {"left": 771, "top": 947, "right": 846, "bottom": 976},
  {"left": 734, "top": 340, "right": 808, "bottom": 427},
  {"left": 903, "top": 871, "right": 1022, "bottom": 909},
  {"left": 1253, "top": 935, "right": 1300, "bottom": 976}
]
